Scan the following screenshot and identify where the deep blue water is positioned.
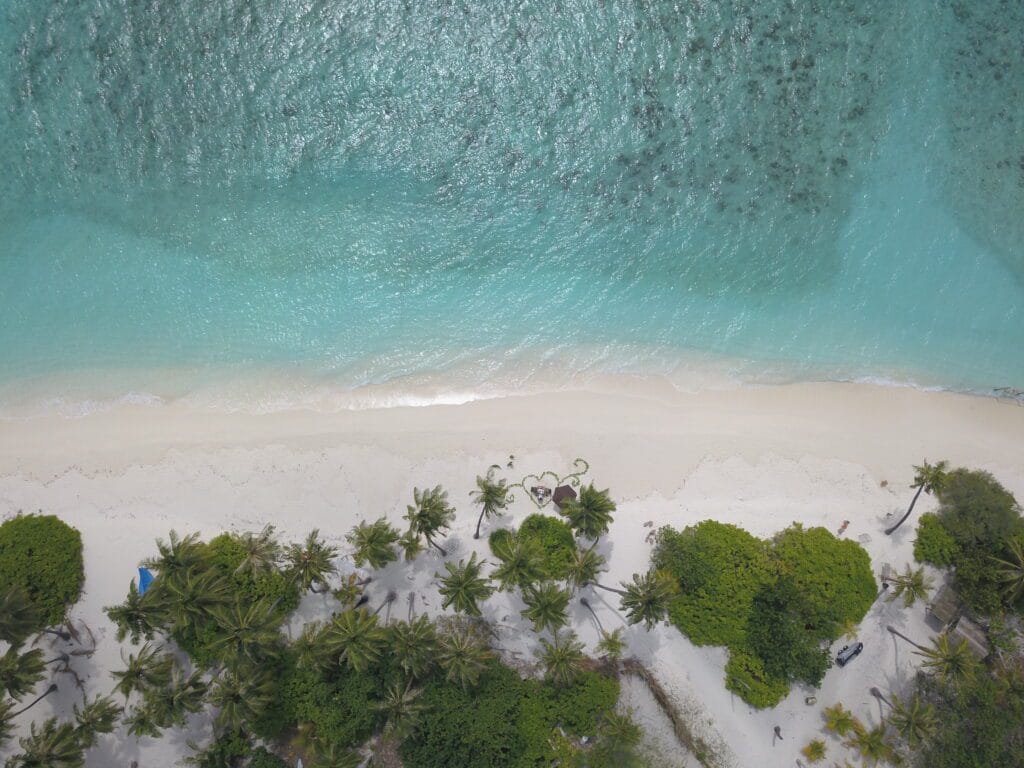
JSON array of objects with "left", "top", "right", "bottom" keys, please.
[{"left": 1, "top": 0, "right": 1022, "bottom": 408}]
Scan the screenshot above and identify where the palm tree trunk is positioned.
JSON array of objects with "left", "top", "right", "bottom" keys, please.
[
  {"left": 425, "top": 536, "right": 447, "bottom": 557},
  {"left": 592, "top": 582, "right": 627, "bottom": 597},
  {"left": 885, "top": 484, "right": 925, "bottom": 535},
  {"left": 886, "top": 625, "right": 928, "bottom": 652},
  {"left": 44, "top": 653, "right": 70, "bottom": 666},
  {"left": 39, "top": 627, "right": 72, "bottom": 641},
  {"left": 579, "top": 597, "right": 604, "bottom": 633},
  {"left": 474, "top": 509, "right": 486, "bottom": 540},
  {"left": 11, "top": 683, "right": 58, "bottom": 716}
]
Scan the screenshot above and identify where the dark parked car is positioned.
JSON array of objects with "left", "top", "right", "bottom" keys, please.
[{"left": 836, "top": 642, "right": 864, "bottom": 667}]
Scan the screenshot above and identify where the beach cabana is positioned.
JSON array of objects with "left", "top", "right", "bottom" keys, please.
[
  {"left": 552, "top": 485, "right": 577, "bottom": 510},
  {"left": 927, "top": 583, "right": 962, "bottom": 627},
  {"left": 950, "top": 617, "right": 990, "bottom": 660}
]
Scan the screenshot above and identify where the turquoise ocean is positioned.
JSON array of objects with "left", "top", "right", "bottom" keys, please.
[{"left": 1, "top": 0, "right": 1023, "bottom": 412}]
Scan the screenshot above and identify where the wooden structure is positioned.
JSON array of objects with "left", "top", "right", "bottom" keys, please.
[{"left": 552, "top": 484, "right": 577, "bottom": 510}]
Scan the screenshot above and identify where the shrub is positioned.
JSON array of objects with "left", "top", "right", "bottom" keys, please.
[
  {"left": 205, "top": 533, "right": 300, "bottom": 613},
  {"left": 935, "top": 469, "right": 1022, "bottom": 551},
  {"left": 248, "top": 748, "right": 287, "bottom": 768},
  {"left": 724, "top": 650, "right": 788, "bottom": 709},
  {"left": 801, "top": 739, "right": 827, "bottom": 763},
  {"left": 400, "top": 662, "right": 619, "bottom": 768},
  {"left": 914, "top": 513, "right": 960, "bottom": 566},
  {"left": 282, "top": 664, "right": 382, "bottom": 752},
  {"left": 0, "top": 513, "right": 84, "bottom": 629},
  {"left": 770, "top": 524, "right": 876, "bottom": 638},
  {"left": 747, "top": 576, "right": 832, "bottom": 687},
  {"left": 653, "top": 521, "right": 771, "bottom": 648}
]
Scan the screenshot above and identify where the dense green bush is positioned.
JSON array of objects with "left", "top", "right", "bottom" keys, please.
[
  {"left": 770, "top": 524, "right": 876, "bottom": 637},
  {"left": 206, "top": 533, "right": 300, "bottom": 613},
  {"left": 282, "top": 664, "right": 383, "bottom": 752},
  {"left": 248, "top": 748, "right": 288, "bottom": 768},
  {"left": 914, "top": 513, "right": 960, "bottom": 566},
  {"left": 654, "top": 520, "right": 874, "bottom": 708},
  {"left": 0, "top": 513, "right": 84, "bottom": 629},
  {"left": 747, "top": 577, "right": 831, "bottom": 687},
  {"left": 653, "top": 521, "right": 771, "bottom": 648},
  {"left": 935, "top": 469, "right": 1022, "bottom": 550},
  {"left": 491, "top": 515, "right": 577, "bottom": 581},
  {"left": 724, "top": 651, "right": 788, "bottom": 709},
  {"left": 914, "top": 470, "right": 1024, "bottom": 616},
  {"left": 400, "top": 662, "right": 619, "bottom": 768}
]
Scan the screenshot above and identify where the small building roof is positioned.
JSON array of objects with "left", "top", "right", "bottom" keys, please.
[
  {"left": 950, "top": 616, "right": 990, "bottom": 660},
  {"left": 928, "top": 583, "right": 961, "bottom": 626},
  {"left": 552, "top": 485, "right": 578, "bottom": 509}
]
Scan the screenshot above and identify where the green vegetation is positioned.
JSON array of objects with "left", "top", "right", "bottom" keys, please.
[
  {"left": 490, "top": 514, "right": 577, "bottom": 582},
  {"left": 0, "top": 513, "right": 84, "bottom": 631},
  {"left": 912, "top": 469, "right": 1024, "bottom": 614},
  {"left": 654, "top": 520, "right": 876, "bottom": 707}
]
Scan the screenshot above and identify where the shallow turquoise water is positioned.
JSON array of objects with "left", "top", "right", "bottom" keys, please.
[{"left": 1, "top": 0, "right": 1022, "bottom": 406}]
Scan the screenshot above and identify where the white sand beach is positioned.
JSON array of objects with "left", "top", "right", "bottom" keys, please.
[{"left": 2, "top": 379, "right": 1024, "bottom": 768}]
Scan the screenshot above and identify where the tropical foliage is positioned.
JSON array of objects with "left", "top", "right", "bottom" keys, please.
[
  {"left": 0, "top": 513, "right": 84, "bottom": 631},
  {"left": 912, "top": 468, "right": 1024, "bottom": 614},
  {"left": 490, "top": 514, "right": 578, "bottom": 582},
  {"left": 654, "top": 520, "right": 876, "bottom": 707}
]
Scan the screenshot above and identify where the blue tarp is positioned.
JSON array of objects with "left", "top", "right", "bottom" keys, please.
[{"left": 137, "top": 567, "right": 155, "bottom": 596}]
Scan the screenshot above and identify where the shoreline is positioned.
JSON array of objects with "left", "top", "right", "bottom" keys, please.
[{"left": 2, "top": 379, "right": 1023, "bottom": 767}]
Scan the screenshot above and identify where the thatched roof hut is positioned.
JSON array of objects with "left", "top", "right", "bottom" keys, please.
[
  {"left": 928, "top": 583, "right": 962, "bottom": 627},
  {"left": 552, "top": 485, "right": 577, "bottom": 510},
  {"left": 950, "top": 617, "right": 990, "bottom": 660}
]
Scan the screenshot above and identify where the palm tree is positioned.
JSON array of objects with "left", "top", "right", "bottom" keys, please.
[
  {"left": 123, "top": 705, "right": 162, "bottom": 739},
  {"left": 162, "top": 567, "right": 230, "bottom": 631},
  {"left": 285, "top": 529, "right": 338, "bottom": 592},
  {"left": 143, "top": 530, "right": 205, "bottom": 588},
  {"left": 886, "top": 460, "right": 949, "bottom": 535},
  {"left": 595, "top": 710, "right": 641, "bottom": 761},
  {"left": 521, "top": 582, "right": 570, "bottom": 634},
  {"left": 565, "top": 548, "right": 607, "bottom": 593},
  {"left": 404, "top": 485, "right": 456, "bottom": 556},
  {"left": 0, "top": 646, "right": 45, "bottom": 700},
  {"left": 0, "top": 587, "right": 41, "bottom": 647},
  {"left": 234, "top": 525, "right": 281, "bottom": 577},
  {"left": 885, "top": 692, "right": 938, "bottom": 748},
  {"left": 801, "top": 739, "right": 827, "bottom": 763},
  {"left": 490, "top": 535, "right": 546, "bottom": 592},
  {"left": 993, "top": 537, "right": 1024, "bottom": 604},
  {"left": 399, "top": 529, "right": 424, "bottom": 561},
  {"left": 375, "top": 681, "right": 427, "bottom": 739},
  {"left": 471, "top": 467, "right": 510, "bottom": 539},
  {"left": 72, "top": 695, "right": 121, "bottom": 748},
  {"left": 111, "top": 643, "right": 173, "bottom": 701},
  {"left": 324, "top": 608, "right": 388, "bottom": 673},
  {"left": 390, "top": 615, "right": 440, "bottom": 680},
  {"left": 538, "top": 631, "right": 586, "bottom": 687},
  {"left": 844, "top": 724, "right": 898, "bottom": 765},
  {"left": 210, "top": 667, "right": 275, "bottom": 734},
  {"left": 347, "top": 518, "right": 401, "bottom": 570},
  {"left": 1, "top": 696, "right": 14, "bottom": 750},
  {"left": 104, "top": 581, "right": 166, "bottom": 644},
  {"left": 145, "top": 668, "right": 207, "bottom": 728},
  {"left": 823, "top": 702, "right": 859, "bottom": 736},
  {"left": 208, "top": 599, "right": 282, "bottom": 667},
  {"left": 5, "top": 718, "right": 84, "bottom": 768},
  {"left": 886, "top": 627, "right": 976, "bottom": 686},
  {"left": 438, "top": 628, "right": 493, "bottom": 690},
  {"left": 437, "top": 553, "right": 494, "bottom": 617},
  {"left": 620, "top": 571, "right": 675, "bottom": 629},
  {"left": 560, "top": 484, "right": 616, "bottom": 544},
  {"left": 885, "top": 564, "right": 934, "bottom": 608},
  {"left": 306, "top": 739, "right": 362, "bottom": 768},
  {"left": 596, "top": 627, "right": 627, "bottom": 661}
]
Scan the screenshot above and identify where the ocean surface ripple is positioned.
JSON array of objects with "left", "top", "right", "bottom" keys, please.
[{"left": 0, "top": 0, "right": 1022, "bottom": 408}]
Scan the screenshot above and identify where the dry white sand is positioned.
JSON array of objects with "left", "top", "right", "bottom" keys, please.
[{"left": 1, "top": 380, "right": 1023, "bottom": 767}]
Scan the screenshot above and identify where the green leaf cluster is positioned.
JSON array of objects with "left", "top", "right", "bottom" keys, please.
[
  {"left": 206, "top": 533, "right": 300, "bottom": 614},
  {"left": 0, "top": 513, "right": 84, "bottom": 629},
  {"left": 400, "top": 662, "right": 619, "bottom": 768},
  {"left": 913, "top": 469, "right": 1024, "bottom": 615},
  {"left": 281, "top": 663, "right": 383, "bottom": 752},
  {"left": 654, "top": 520, "right": 875, "bottom": 708},
  {"left": 489, "top": 514, "right": 577, "bottom": 581}
]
